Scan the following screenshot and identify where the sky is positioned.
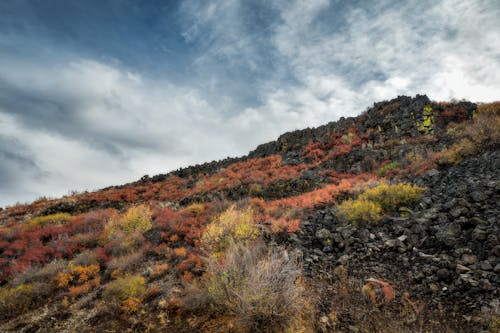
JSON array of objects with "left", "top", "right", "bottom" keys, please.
[{"left": 0, "top": 0, "right": 499, "bottom": 208}]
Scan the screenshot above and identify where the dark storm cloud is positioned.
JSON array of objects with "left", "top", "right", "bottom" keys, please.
[{"left": 0, "top": 135, "right": 43, "bottom": 187}]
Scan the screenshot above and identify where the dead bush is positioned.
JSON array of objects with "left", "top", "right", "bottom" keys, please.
[
  {"left": 72, "top": 250, "right": 99, "bottom": 267},
  {"left": 185, "top": 242, "right": 314, "bottom": 333},
  {"left": 12, "top": 260, "right": 67, "bottom": 287},
  {"left": 105, "top": 248, "right": 146, "bottom": 276}
]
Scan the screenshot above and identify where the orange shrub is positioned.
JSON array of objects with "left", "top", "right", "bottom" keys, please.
[
  {"left": 53, "top": 272, "right": 73, "bottom": 288},
  {"left": 153, "top": 243, "right": 171, "bottom": 257},
  {"left": 151, "top": 263, "right": 170, "bottom": 278},
  {"left": 72, "top": 264, "right": 99, "bottom": 283},
  {"left": 177, "top": 253, "right": 204, "bottom": 273},
  {"left": 68, "top": 277, "right": 100, "bottom": 298},
  {"left": 120, "top": 297, "right": 141, "bottom": 313},
  {"left": 269, "top": 218, "right": 301, "bottom": 233},
  {"left": 269, "top": 176, "right": 373, "bottom": 209},
  {"left": 181, "top": 271, "right": 194, "bottom": 283},
  {"left": 173, "top": 247, "right": 188, "bottom": 258}
]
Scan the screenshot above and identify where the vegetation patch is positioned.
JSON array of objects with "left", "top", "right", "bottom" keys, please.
[
  {"left": 185, "top": 242, "right": 314, "bottom": 333},
  {"left": 29, "top": 213, "right": 72, "bottom": 226},
  {"left": 337, "top": 183, "right": 424, "bottom": 224},
  {"left": 200, "top": 206, "right": 258, "bottom": 255},
  {"left": 105, "top": 205, "right": 152, "bottom": 237}
]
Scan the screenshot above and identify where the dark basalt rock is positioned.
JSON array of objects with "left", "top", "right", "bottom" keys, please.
[{"left": 291, "top": 150, "right": 499, "bottom": 318}]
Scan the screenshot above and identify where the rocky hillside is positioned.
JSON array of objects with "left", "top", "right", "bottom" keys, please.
[{"left": 0, "top": 95, "right": 498, "bottom": 333}]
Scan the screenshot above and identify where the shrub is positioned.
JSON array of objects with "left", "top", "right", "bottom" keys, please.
[
  {"left": 337, "top": 183, "right": 424, "bottom": 225},
  {"left": 361, "top": 278, "right": 395, "bottom": 305},
  {"left": 53, "top": 271, "right": 73, "bottom": 288},
  {"left": 376, "top": 161, "right": 400, "bottom": 176},
  {"left": 173, "top": 247, "right": 188, "bottom": 258},
  {"left": 150, "top": 263, "right": 170, "bottom": 279},
  {"left": 337, "top": 199, "right": 383, "bottom": 225},
  {"left": 439, "top": 138, "right": 476, "bottom": 164},
  {"left": 50, "top": 263, "right": 100, "bottom": 297},
  {"left": 68, "top": 277, "right": 101, "bottom": 298},
  {"left": 489, "top": 316, "right": 500, "bottom": 333},
  {"left": 106, "top": 205, "right": 152, "bottom": 237},
  {"left": 12, "top": 259, "right": 67, "bottom": 286},
  {"left": 72, "top": 264, "right": 100, "bottom": 283},
  {"left": 467, "top": 102, "right": 500, "bottom": 150},
  {"left": 200, "top": 206, "right": 258, "bottom": 255},
  {"left": 72, "top": 250, "right": 99, "bottom": 267},
  {"left": 439, "top": 102, "right": 500, "bottom": 165},
  {"left": 248, "top": 183, "right": 263, "bottom": 197},
  {"left": 29, "top": 213, "right": 72, "bottom": 226},
  {"left": 269, "top": 217, "right": 301, "bottom": 233},
  {"left": 177, "top": 253, "right": 204, "bottom": 273},
  {"left": 186, "top": 242, "right": 314, "bottom": 332},
  {"left": 153, "top": 243, "right": 171, "bottom": 257},
  {"left": 185, "top": 203, "right": 205, "bottom": 215},
  {"left": 359, "top": 183, "right": 424, "bottom": 212},
  {"left": 106, "top": 231, "right": 146, "bottom": 257},
  {"left": 105, "top": 248, "right": 145, "bottom": 275},
  {"left": 0, "top": 284, "right": 34, "bottom": 319},
  {"left": 120, "top": 297, "right": 141, "bottom": 313},
  {"left": 103, "top": 275, "right": 146, "bottom": 302}
]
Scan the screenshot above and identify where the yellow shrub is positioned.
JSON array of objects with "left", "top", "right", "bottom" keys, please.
[
  {"left": 440, "top": 102, "right": 500, "bottom": 164},
  {"left": 0, "top": 284, "right": 34, "bottom": 317},
  {"left": 439, "top": 138, "right": 477, "bottom": 164},
  {"left": 470, "top": 102, "right": 500, "bottom": 148},
  {"left": 337, "top": 199, "right": 383, "bottom": 225},
  {"left": 359, "top": 183, "right": 424, "bottom": 212},
  {"left": 106, "top": 205, "right": 152, "bottom": 237},
  {"left": 249, "top": 183, "right": 263, "bottom": 197},
  {"left": 200, "top": 206, "right": 258, "bottom": 254},
  {"left": 103, "top": 275, "right": 146, "bottom": 302},
  {"left": 489, "top": 315, "right": 500, "bottom": 333},
  {"left": 185, "top": 203, "right": 205, "bottom": 215},
  {"left": 29, "top": 213, "right": 72, "bottom": 226},
  {"left": 0, "top": 284, "right": 33, "bottom": 301}
]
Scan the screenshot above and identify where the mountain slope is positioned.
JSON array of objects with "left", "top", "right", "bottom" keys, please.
[{"left": 0, "top": 95, "right": 498, "bottom": 332}]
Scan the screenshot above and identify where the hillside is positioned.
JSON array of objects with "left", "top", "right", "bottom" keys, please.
[{"left": 0, "top": 95, "right": 499, "bottom": 332}]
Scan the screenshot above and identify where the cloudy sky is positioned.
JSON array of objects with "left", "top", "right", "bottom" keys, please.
[{"left": 0, "top": 0, "right": 499, "bottom": 207}]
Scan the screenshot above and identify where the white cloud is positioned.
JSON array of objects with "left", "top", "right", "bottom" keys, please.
[{"left": 0, "top": 0, "right": 498, "bottom": 207}]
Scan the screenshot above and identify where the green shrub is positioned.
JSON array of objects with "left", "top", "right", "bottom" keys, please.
[
  {"left": 337, "top": 199, "right": 383, "bottom": 225},
  {"left": 200, "top": 205, "right": 258, "bottom": 255},
  {"left": 103, "top": 275, "right": 146, "bottom": 302},
  {"left": 29, "top": 213, "right": 72, "bottom": 226},
  {"left": 359, "top": 183, "right": 424, "bottom": 212},
  {"left": 376, "top": 161, "right": 400, "bottom": 176}
]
